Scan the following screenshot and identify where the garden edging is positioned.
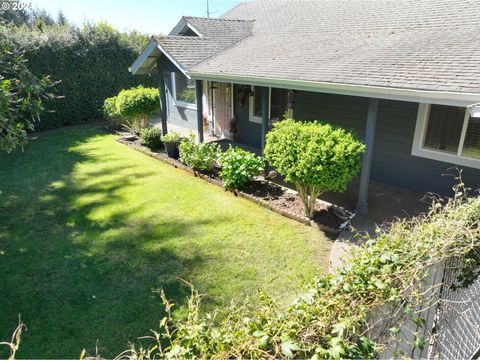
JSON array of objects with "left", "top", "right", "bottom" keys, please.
[{"left": 115, "top": 134, "right": 353, "bottom": 236}]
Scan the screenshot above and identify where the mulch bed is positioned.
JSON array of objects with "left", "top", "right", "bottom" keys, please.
[
  {"left": 114, "top": 131, "right": 354, "bottom": 236},
  {"left": 242, "top": 181, "right": 351, "bottom": 232}
]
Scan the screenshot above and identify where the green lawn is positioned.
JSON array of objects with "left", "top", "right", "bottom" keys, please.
[{"left": 0, "top": 125, "right": 332, "bottom": 358}]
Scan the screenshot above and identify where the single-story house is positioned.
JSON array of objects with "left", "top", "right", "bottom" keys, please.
[{"left": 130, "top": 0, "right": 480, "bottom": 213}]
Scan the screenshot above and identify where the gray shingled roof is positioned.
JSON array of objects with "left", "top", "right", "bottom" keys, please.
[
  {"left": 153, "top": 17, "right": 252, "bottom": 70},
  {"left": 190, "top": 0, "right": 480, "bottom": 94}
]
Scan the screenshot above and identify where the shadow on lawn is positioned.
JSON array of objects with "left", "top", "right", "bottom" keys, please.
[{"left": 0, "top": 127, "right": 217, "bottom": 358}]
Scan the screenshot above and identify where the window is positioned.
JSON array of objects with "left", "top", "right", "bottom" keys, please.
[
  {"left": 249, "top": 86, "right": 270, "bottom": 123},
  {"left": 463, "top": 117, "right": 480, "bottom": 159},
  {"left": 172, "top": 73, "right": 196, "bottom": 106},
  {"left": 412, "top": 103, "right": 480, "bottom": 168},
  {"left": 270, "top": 88, "right": 288, "bottom": 120}
]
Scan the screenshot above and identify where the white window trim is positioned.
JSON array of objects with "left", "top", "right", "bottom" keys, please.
[
  {"left": 411, "top": 103, "right": 480, "bottom": 169},
  {"left": 249, "top": 86, "right": 271, "bottom": 123},
  {"left": 171, "top": 73, "right": 197, "bottom": 110}
]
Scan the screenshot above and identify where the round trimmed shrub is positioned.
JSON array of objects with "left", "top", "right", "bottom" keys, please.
[
  {"left": 264, "top": 118, "right": 365, "bottom": 217},
  {"left": 102, "top": 86, "right": 159, "bottom": 132},
  {"left": 115, "top": 86, "right": 159, "bottom": 120}
]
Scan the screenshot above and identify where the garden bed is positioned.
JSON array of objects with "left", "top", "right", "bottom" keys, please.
[{"left": 116, "top": 133, "right": 354, "bottom": 236}]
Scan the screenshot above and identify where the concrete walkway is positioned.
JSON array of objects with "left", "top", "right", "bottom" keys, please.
[{"left": 326, "top": 179, "right": 432, "bottom": 272}]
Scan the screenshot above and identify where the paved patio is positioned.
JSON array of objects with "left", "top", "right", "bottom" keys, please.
[{"left": 326, "top": 178, "right": 433, "bottom": 271}]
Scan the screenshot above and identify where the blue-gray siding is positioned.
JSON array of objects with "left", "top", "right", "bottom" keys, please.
[
  {"left": 293, "top": 91, "right": 480, "bottom": 196},
  {"left": 233, "top": 84, "right": 262, "bottom": 148}
]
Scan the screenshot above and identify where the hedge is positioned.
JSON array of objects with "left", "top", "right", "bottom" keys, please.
[{"left": 0, "top": 23, "right": 156, "bottom": 131}]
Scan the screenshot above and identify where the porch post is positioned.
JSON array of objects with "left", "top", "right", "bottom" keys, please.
[
  {"left": 261, "top": 86, "right": 269, "bottom": 153},
  {"left": 355, "top": 98, "right": 379, "bottom": 214},
  {"left": 156, "top": 63, "right": 168, "bottom": 136},
  {"left": 195, "top": 80, "right": 204, "bottom": 143}
]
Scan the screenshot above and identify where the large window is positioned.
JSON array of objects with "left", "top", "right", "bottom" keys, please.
[
  {"left": 248, "top": 87, "right": 288, "bottom": 124},
  {"left": 412, "top": 103, "right": 480, "bottom": 168},
  {"left": 173, "top": 73, "right": 196, "bottom": 106}
]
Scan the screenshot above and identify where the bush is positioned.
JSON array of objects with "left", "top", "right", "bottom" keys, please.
[
  {"left": 102, "top": 96, "right": 122, "bottom": 129},
  {"left": 264, "top": 118, "right": 365, "bottom": 217},
  {"left": 179, "top": 134, "right": 219, "bottom": 171},
  {"left": 115, "top": 86, "right": 159, "bottom": 120},
  {"left": 0, "top": 22, "right": 155, "bottom": 131},
  {"left": 218, "top": 146, "right": 263, "bottom": 189},
  {"left": 161, "top": 132, "right": 183, "bottom": 143},
  {"left": 103, "top": 86, "right": 159, "bottom": 133},
  {"left": 106, "top": 184, "right": 480, "bottom": 359},
  {"left": 139, "top": 126, "right": 162, "bottom": 149},
  {"left": 0, "top": 29, "right": 55, "bottom": 152}
]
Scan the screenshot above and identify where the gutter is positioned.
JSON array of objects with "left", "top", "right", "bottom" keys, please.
[{"left": 188, "top": 72, "right": 480, "bottom": 107}]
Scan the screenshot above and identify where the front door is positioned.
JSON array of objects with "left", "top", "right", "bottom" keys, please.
[{"left": 213, "top": 82, "right": 233, "bottom": 138}]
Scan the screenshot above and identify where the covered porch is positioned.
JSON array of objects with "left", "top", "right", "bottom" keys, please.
[
  {"left": 130, "top": 36, "right": 390, "bottom": 216},
  {"left": 153, "top": 73, "right": 404, "bottom": 216}
]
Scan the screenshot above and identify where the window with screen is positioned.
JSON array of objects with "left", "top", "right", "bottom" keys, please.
[
  {"left": 423, "top": 105, "right": 465, "bottom": 154},
  {"left": 412, "top": 103, "right": 480, "bottom": 168},
  {"left": 462, "top": 117, "right": 480, "bottom": 159}
]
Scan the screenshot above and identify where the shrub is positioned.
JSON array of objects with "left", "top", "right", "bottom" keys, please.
[
  {"left": 102, "top": 96, "right": 122, "bottom": 129},
  {"left": 139, "top": 126, "right": 162, "bottom": 149},
  {"left": 264, "top": 118, "right": 365, "bottom": 217},
  {"left": 218, "top": 146, "right": 263, "bottom": 189},
  {"left": 115, "top": 86, "right": 159, "bottom": 121},
  {"left": 179, "top": 134, "right": 219, "bottom": 171},
  {"left": 161, "top": 132, "right": 183, "bottom": 143},
  {"left": 0, "top": 22, "right": 155, "bottom": 131},
  {"left": 102, "top": 86, "right": 159, "bottom": 133},
  {"left": 105, "top": 183, "right": 480, "bottom": 359},
  {"left": 0, "top": 29, "right": 55, "bottom": 152}
]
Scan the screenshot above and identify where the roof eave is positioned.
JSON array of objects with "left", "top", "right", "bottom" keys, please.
[
  {"left": 129, "top": 38, "right": 157, "bottom": 75},
  {"left": 129, "top": 38, "right": 190, "bottom": 78},
  {"left": 169, "top": 16, "right": 203, "bottom": 37},
  {"left": 189, "top": 72, "right": 480, "bottom": 107}
]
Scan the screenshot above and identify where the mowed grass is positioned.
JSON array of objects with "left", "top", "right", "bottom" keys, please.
[{"left": 0, "top": 125, "right": 332, "bottom": 358}]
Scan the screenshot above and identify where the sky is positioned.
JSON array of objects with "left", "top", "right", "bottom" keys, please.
[{"left": 30, "top": 0, "right": 244, "bottom": 35}]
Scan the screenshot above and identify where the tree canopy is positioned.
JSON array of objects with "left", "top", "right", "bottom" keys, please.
[{"left": 0, "top": 32, "right": 55, "bottom": 152}]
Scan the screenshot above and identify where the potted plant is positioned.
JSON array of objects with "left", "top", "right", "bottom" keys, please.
[{"left": 161, "top": 132, "right": 183, "bottom": 159}]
